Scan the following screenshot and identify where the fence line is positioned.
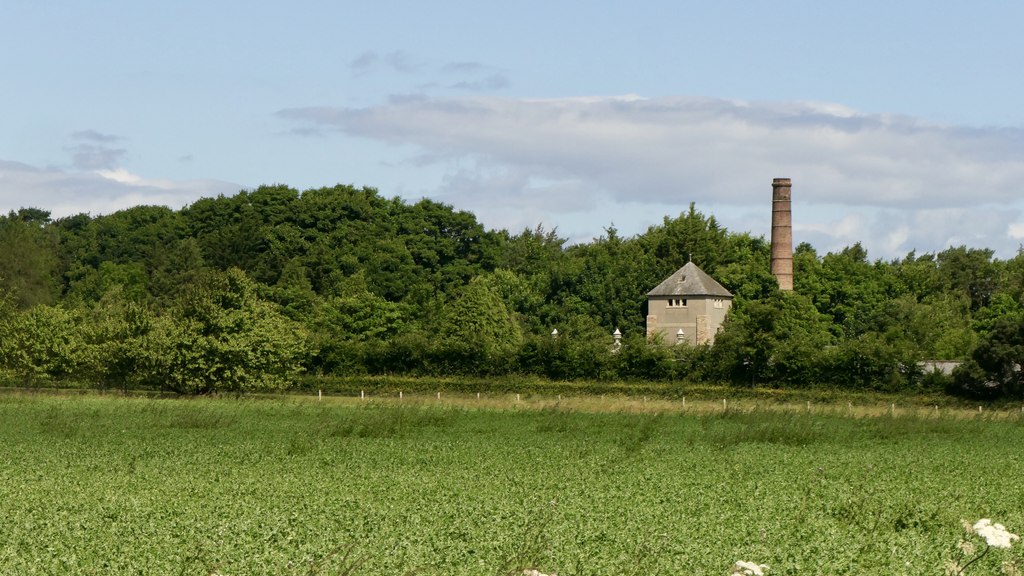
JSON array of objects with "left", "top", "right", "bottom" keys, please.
[{"left": 308, "top": 389, "right": 1024, "bottom": 420}]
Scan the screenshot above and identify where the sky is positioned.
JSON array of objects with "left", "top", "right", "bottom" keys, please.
[{"left": 3, "top": 1, "right": 1024, "bottom": 260}]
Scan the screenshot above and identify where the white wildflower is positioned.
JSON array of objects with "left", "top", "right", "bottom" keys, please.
[
  {"left": 973, "top": 519, "right": 1020, "bottom": 549},
  {"left": 522, "top": 569, "right": 555, "bottom": 576},
  {"left": 731, "top": 560, "right": 769, "bottom": 575}
]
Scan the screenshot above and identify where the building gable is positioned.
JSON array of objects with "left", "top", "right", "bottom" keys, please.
[{"left": 647, "top": 261, "right": 733, "bottom": 298}]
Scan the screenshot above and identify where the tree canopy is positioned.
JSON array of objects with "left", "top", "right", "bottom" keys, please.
[{"left": 1, "top": 185, "right": 1021, "bottom": 397}]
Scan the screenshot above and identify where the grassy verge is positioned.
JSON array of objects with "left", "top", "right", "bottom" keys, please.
[{"left": 297, "top": 373, "right": 1008, "bottom": 410}]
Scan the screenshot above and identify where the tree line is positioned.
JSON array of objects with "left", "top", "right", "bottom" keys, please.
[{"left": 0, "top": 184, "right": 1021, "bottom": 398}]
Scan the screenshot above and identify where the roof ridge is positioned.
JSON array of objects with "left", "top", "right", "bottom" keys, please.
[{"left": 647, "top": 261, "right": 732, "bottom": 297}]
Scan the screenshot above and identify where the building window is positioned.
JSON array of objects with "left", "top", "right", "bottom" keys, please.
[
  {"left": 668, "top": 298, "right": 687, "bottom": 307},
  {"left": 713, "top": 299, "right": 724, "bottom": 309}
]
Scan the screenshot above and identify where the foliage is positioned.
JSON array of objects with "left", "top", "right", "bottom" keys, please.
[
  {"left": 77, "top": 286, "right": 157, "bottom": 389},
  {"left": 2, "top": 186, "right": 1024, "bottom": 391},
  {"left": 951, "top": 318, "right": 1024, "bottom": 399},
  {"left": 0, "top": 209, "right": 59, "bottom": 308},
  {"left": 434, "top": 274, "right": 523, "bottom": 374},
  {"left": 149, "top": 268, "right": 311, "bottom": 394},
  {"left": 517, "top": 314, "right": 616, "bottom": 380},
  {"left": 0, "top": 304, "right": 81, "bottom": 383}
]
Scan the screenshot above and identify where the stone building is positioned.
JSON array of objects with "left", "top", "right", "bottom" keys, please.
[{"left": 646, "top": 261, "right": 732, "bottom": 345}]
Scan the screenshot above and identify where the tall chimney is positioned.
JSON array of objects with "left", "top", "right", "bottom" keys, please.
[{"left": 770, "top": 178, "right": 794, "bottom": 291}]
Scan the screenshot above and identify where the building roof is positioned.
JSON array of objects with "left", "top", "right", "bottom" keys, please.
[{"left": 647, "top": 261, "right": 733, "bottom": 298}]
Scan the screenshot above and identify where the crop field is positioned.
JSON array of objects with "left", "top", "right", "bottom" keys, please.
[{"left": 1, "top": 393, "right": 1023, "bottom": 575}]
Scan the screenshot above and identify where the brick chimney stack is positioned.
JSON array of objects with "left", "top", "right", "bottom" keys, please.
[{"left": 771, "top": 178, "right": 794, "bottom": 291}]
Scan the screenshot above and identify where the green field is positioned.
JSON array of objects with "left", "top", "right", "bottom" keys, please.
[{"left": 1, "top": 393, "right": 1022, "bottom": 575}]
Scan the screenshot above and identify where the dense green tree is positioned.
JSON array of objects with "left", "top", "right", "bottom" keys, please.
[
  {"left": 434, "top": 274, "right": 523, "bottom": 374},
  {"left": 66, "top": 261, "right": 149, "bottom": 303},
  {"left": 952, "top": 318, "right": 1024, "bottom": 399},
  {"left": 713, "top": 291, "right": 835, "bottom": 386},
  {"left": 639, "top": 203, "right": 731, "bottom": 273},
  {"left": 150, "top": 268, "right": 311, "bottom": 394},
  {"left": 566, "top": 227, "right": 659, "bottom": 333},
  {"left": 936, "top": 246, "right": 997, "bottom": 311},
  {"left": 518, "top": 313, "right": 615, "bottom": 380},
  {"left": 0, "top": 304, "right": 81, "bottom": 383},
  {"left": 77, "top": 287, "right": 156, "bottom": 388},
  {"left": 307, "top": 278, "right": 410, "bottom": 374},
  {"left": 0, "top": 211, "right": 59, "bottom": 308}
]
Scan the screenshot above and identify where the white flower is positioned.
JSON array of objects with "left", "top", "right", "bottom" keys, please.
[
  {"left": 973, "top": 519, "right": 1020, "bottom": 549},
  {"left": 731, "top": 560, "right": 769, "bottom": 575},
  {"left": 522, "top": 570, "right": 555, "bottom": 576}
]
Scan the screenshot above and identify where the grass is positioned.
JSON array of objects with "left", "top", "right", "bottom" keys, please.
[{"left": 0, "top": 392, "right": 1022, "bottom": 574}]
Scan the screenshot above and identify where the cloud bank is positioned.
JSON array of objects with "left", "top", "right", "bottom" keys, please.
[
  {"left": 0, "top": 160, "right": 241, "bottom": 219},
  {"left": 278, "top": 95, "right": 1024, "bottom": 258}
]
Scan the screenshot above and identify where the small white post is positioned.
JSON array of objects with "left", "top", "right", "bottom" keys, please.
[
  {"left": 723, "top": 398, "right": 727, "bottom": 410},
  {"left": 318, "top": 389, "right": 322, "bottom": 401},
  {"left": 806, "top": 400, "right": 810, "bottom": 411},
  {"left": 437, "top": 392, "right": 441, "bottom": 400},
  {"left": 361, "top": 390, "right": 365, "bottom": 400},
  {"left": 516, "top": 393, "right": 520, "bottom": 402},
  {"left": 891, "top": 403, "right": 895, "bottom": 415},
  {"left": 557, "top": 394, "right": 562, "bottom": 401},
  {"left": 477, "top": 392, "right": 480, "bottom": 400},
  {"left": 643, "top": 396, "right": 647, "bottom": 403},
  {"left": 978, "top": 406, "right": 983, "bottom": 413},
  {"left": 399, "top": 391, "right": 403, "bottom": 400},
  {"left": 682, "top": 397, "right": 686, "bottom": 408}
]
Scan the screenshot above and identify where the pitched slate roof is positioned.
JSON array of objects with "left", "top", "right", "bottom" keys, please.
[{"left": 647, "top": 261, "right": 733, "bottom": 298}]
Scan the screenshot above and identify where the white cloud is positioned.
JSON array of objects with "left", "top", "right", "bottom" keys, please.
[
  {"left": 1010, "top": 222, "right": 1024, "bottom": 240},
  {"left": 0, "top": 160, "right": 242, "bottom": 219},
  {"left": 278, "top": 94, "right": 1024, "bottom": 259}
]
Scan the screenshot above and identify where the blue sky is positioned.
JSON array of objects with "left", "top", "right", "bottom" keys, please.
[{"left": 3, "top": 1, "right": 1024, "bottom": 259}]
